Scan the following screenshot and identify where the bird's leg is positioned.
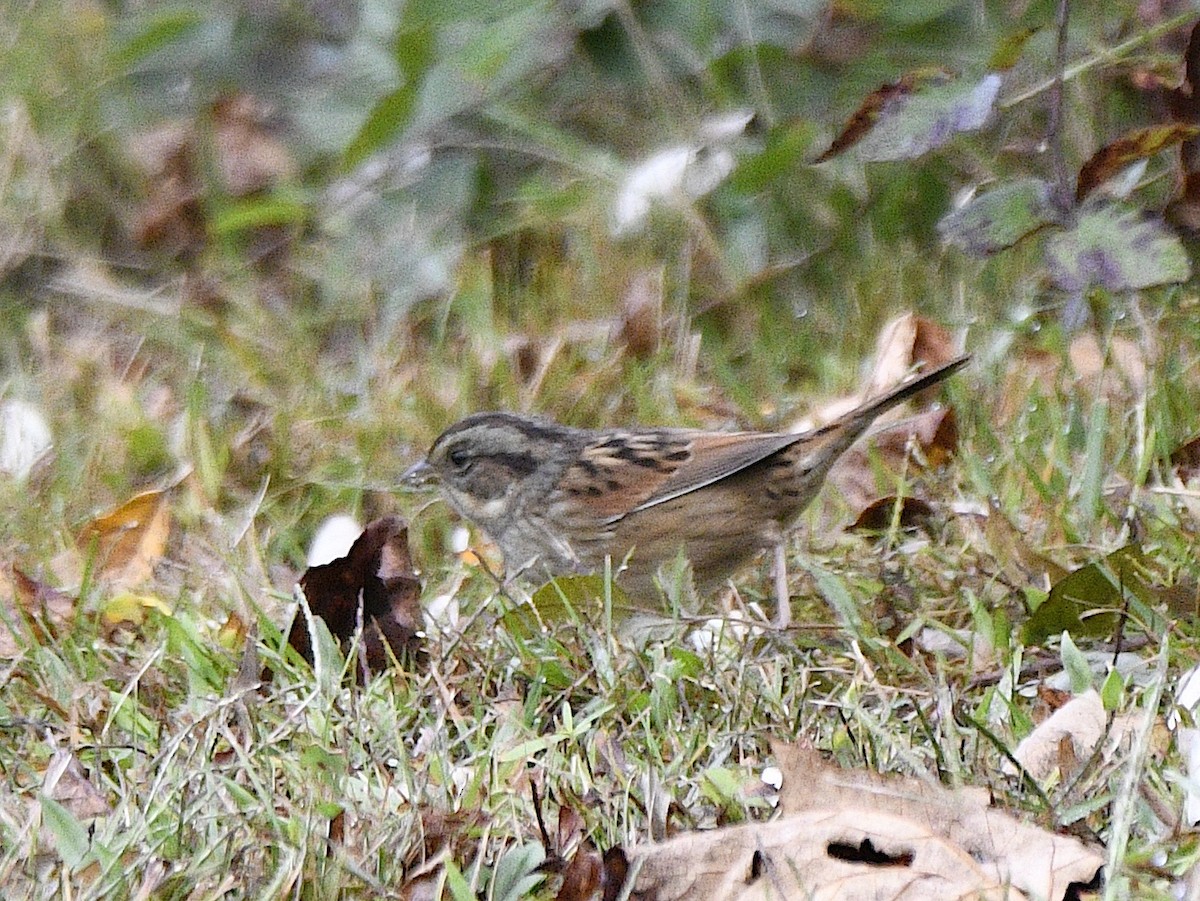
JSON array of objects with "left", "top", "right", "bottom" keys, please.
[{"left": 773, "top": 542, "right": 791, "bottom": 629}]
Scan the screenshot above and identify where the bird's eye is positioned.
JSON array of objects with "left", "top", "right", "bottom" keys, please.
[{"left": 448, "top": 446, "right": 471, "bottom": 470}]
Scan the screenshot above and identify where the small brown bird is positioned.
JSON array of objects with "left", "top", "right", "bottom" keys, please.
[{"left": 405, "top": 356, "right": 967, "bottom": 625}]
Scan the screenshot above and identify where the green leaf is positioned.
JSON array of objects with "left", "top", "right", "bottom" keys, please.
[
  {"left": 404, "top": 0, "right": 534, "bottom": 26},
  {"left": 988, "top": 26, "right": 1040, "bottom": 71},
  {"left": 700, "top": 766, "right": 742, "bottom": 804},
  {"left": 855, "top": 72, "right": 1001, "bottom": 162},
  {"left": 221, "top": 777, "right": 258, "bottom": 811},
  {"left": 516, "top": 573, "right": 638, "bottom": 629},
  {"left": 670, "top": 647, "right": 703, "bottom": 679},
  {"left": 1021, "top": 544, "right": 1154, "bottom": 646},
  {"left": 116, "top": 7, "right": 205, "bottom": 67},
  {"left": 444, "top": 859, "right": 475, "bottom": 901},
  {"left": 938, "top": 177, "right": 1060, "bottom": 255},
  {"left": 491, "top": 842, "right": 545, "bottom": 901},
  {"left": 804, "top": 563, "right": 864, "bottom": 636},
  {"left": 344, "top": 84, "right": 420, "bottom": 170},
  {"left": 1078, "top": 400, "right": 1107, "bottom": 528},
  {"left": 730, "top": 122, "right": 819, "bottom": 193},
  {"left": 316, "top": 801, "right": 344, "bottom": 819},
  {"left": 211, "top": 196, "right": 308, "bottom": 237},
  {"left": 1059, "top": 631, "right": 1093, "bottom": 693},
  {"left": 1045, "top": 202, "right": 1191, "bottom": 293},
  {"left": 395, "top": 23, "right": 436, "bottom": 83},
  {"left": 39, "top": 796, "right": 91, "bottom": 871},
  {"left": 1100, "top": 667, "right": 1124, "bottom": 711},
  {"left": 294, "top": 591, "right": 347, "bottom": 695}
]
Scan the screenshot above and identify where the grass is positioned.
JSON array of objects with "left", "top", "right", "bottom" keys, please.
[
  {"left": 2, "top": 264, "right": 1199, "bottom": 899},
  {"left": 4, "top": 3, "right": 1200, "bottom": 895}
]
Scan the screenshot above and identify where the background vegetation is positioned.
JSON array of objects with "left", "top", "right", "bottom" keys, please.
[{"left": 3, "top": 0, "right": 1200, "bottom": 897}]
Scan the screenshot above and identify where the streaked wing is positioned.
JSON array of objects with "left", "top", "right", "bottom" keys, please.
[
  {"left": 555, "top": 354, "right": 970, "bottom": 524},
  {"left": 632, "top": 431, "right": 802, "bottom": 512},
  {"left": 557, "top": 428, "right": 805, "bottom": 521},
  {"left": 555, "top": 430, "right": 696, "bottom": 518}
]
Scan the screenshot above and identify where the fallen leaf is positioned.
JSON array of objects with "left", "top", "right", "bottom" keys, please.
[
  {"left": 100, "top": 592, "right": 173, "bottom": 633},
  {"left": 867, "top": 312, "right": 961, "bottom": 399},
  {"left": 621, "top": 807, "right": 1022, "bottom": 900},
  {"left": 12, "top": 566, "right": 76, "bottom": 641},
  {"left": 78, "top": 489, "right": 171, "bottom": 588},
  {"left": 914, "top": 626, "right": 996, "bottom": 670},
  {"left": 1021, "top": 543, "right": 1161, "bottom": 646},
  {"left": 788, "top": 324, "right": 963, "bottom": 523},
  {"left": 128, "top": 93, "right": 296, "bottom": 261},
  {"left": 816, "top": 68, "right": 952, "bottom": 162},
  {"left": 42, "top": 749, "right": 110, "bottom": 820},
  {"left": 216, "top": 611, "right": 248, "bottom": 651},
  {"left": 1076, "top": 124, "right": 1200, "bottom": 202},
  {"left": 847, "top": 496, "right": 935, "bottom": 532},
  {"left": 981, "top": 506, "right": 1069, "bottom": 589},
  {"left": 0, "top": 566, "right": 77, "bottom": 656},
  {"left": 0, "top": 398, "right": 53, "bottom": 480},
  {"left": 1006, "top": 689, "right": 1106, "bottom": 781},
  {"left": 553, "top": 806, "right": 604, "bottom": 901},
  {"left": 772, "top": 744, "right": 1102, "bottom": 901},
  {"left": 870, "top": 405, "right": 959, "bottom": 464},
  {"left": 1170, "top": 433, "right": 1200, "bottom": 483},
  {"left": 128, "top": 121, "right": 204, "bottom": 257},
  {"left": 288, "top": 515, "right": 423, "bottom": 676},
  {"left": 306, "top": 514, "right": 363, "bottom": 568},
  {"left": 827, "top": 407, "right": 960, "bottom": 516}
]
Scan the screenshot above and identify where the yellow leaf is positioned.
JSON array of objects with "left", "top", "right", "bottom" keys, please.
[
  {"left": 217, "top": 611, "right": 248, "bottom": 650},
  {"left": 78, "top": 490, "right": 171, "bottom": 587},
  {"left": 101, "top": 592, "right": 172, "bottom": 628}
]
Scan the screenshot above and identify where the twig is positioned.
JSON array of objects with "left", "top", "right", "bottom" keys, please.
[{"left": 1047, "top": 0, "right": 1073, "bottom": 203}]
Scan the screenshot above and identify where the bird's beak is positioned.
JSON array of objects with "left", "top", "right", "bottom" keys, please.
[{"left": 402, "top": 459, "right": 436, "bottom": 488}]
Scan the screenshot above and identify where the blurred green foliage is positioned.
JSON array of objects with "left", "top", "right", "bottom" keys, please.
[{"left": 1, "top": 0, "right": 1195, "bottom": 399}]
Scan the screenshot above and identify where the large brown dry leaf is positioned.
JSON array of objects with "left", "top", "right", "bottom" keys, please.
[
  {"left": 773, "top": 745, "right": 1102, "bottom": 901},
  {"left": 288, "top": 516, "right": 423, "bottom": 676},
  {"left": 77, "top": 489, "right": 171, "bottom": 589},
  {"left": 622, "top": 807, "right": 1026, "bottom": 901}
]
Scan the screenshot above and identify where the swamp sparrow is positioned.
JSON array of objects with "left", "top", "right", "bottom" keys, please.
[{"left": 405, "top": 355, "right": 968, "bottom": 625}]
